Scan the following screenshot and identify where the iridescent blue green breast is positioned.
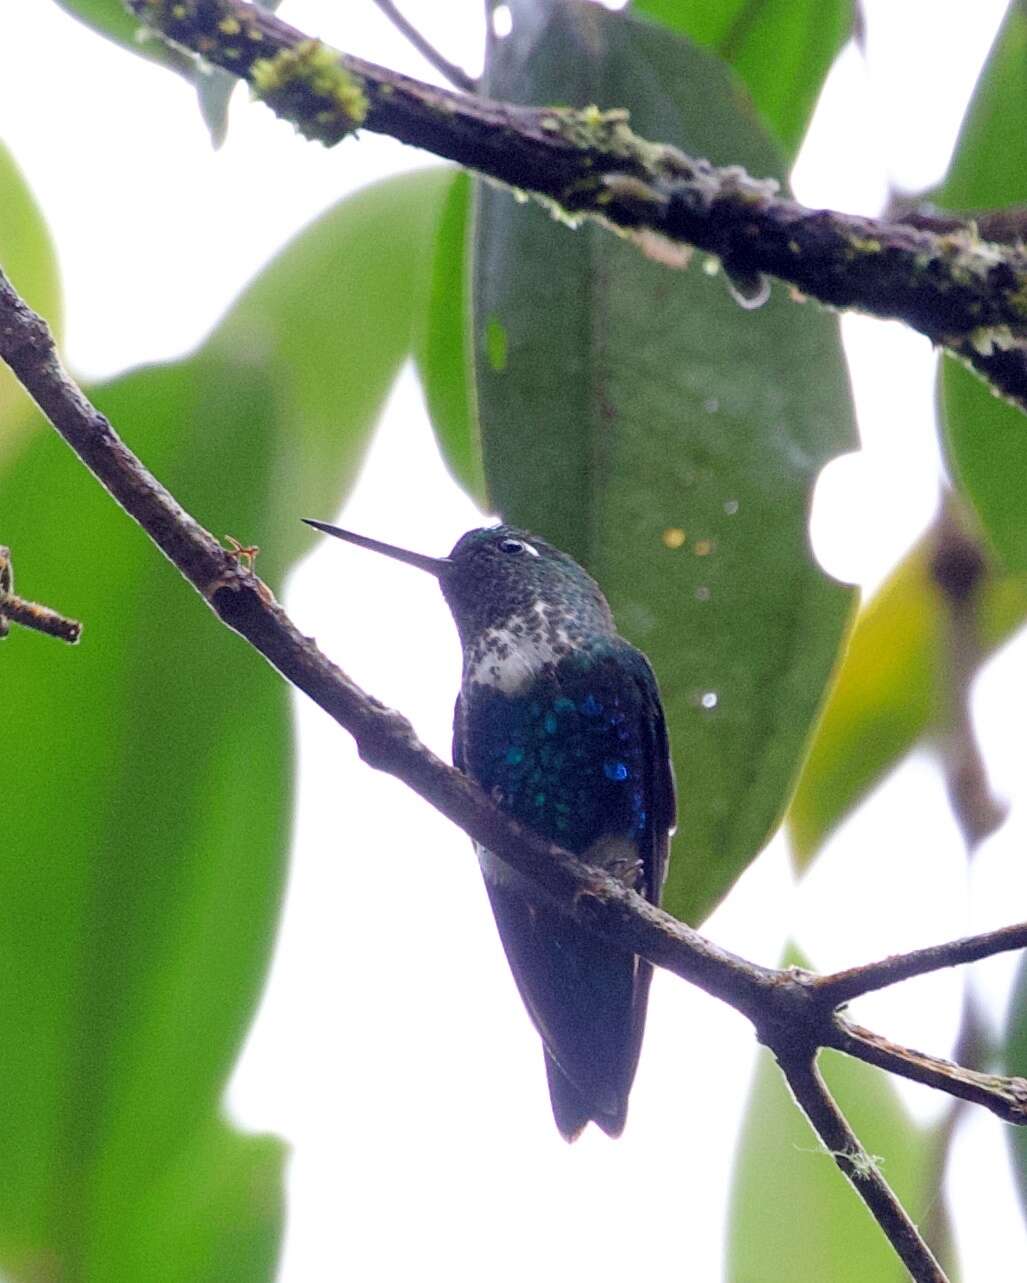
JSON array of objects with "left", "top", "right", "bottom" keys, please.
[{"left": 460, "top": 654, "right": 648, "bottom": 855}]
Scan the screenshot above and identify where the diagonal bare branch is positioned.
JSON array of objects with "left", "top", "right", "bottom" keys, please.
[{"left": 815, "top": 922, "right": 1027, "bottom": 1007}]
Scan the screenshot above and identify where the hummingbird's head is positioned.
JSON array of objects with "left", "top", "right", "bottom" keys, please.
[
  {"left": 439, "top": 525, "right": 612, "bottom": 644},
  {"left": 303, "top": 520, "right": 614, "bottom": 644}
]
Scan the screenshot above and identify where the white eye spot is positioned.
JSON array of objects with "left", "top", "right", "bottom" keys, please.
[{"left": 499, "top": 537, "right": 539, "bottom": 557}]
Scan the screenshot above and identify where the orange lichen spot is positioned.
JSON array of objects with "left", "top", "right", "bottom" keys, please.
[{"left": 694, "top": 539, "right": 715, "bottom": 557}]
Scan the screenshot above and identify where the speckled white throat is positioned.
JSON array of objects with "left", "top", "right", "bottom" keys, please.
[{"left": 465, "top": 601, "right": 575, "bottom": 694}]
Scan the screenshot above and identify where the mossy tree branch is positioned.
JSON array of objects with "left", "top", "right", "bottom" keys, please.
[{"left": 127, "top": 0, "right": 1027, "bottom": 411}]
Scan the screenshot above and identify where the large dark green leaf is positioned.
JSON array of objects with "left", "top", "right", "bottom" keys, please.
[
  {"left": 789, "top": 532, "right": 1027, "bottom": 865},
  {"left": 728, "top": 1048, "right": 941, "bottom": 1282},
  {"left": 938, "top": 6, "right": 1027, "bottom": 571},
  {"left": 475, "top": 0, "right": 857, "bottom": 924},
  {"left": 0, "top": 168, "right": 451, "bottom": 1277},
  {"left": 631, "top": 0, "right": 853, "bottom": 158},
  {"left": 0, "top": 139, "right": 62, "bottom": 453}
]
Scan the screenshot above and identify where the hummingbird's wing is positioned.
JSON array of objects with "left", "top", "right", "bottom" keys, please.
[{"left": 452, "top": 641, "right": 675, "bottom": 1139}]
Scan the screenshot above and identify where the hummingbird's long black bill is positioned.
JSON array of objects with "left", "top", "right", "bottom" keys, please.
[{"left": 303, "top": 519, "right": 452, "bottom": 577}]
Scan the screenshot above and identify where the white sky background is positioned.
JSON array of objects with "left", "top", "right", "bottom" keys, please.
[{"left": 4, "top": 1, "right": 1027, "bottom": 1278}]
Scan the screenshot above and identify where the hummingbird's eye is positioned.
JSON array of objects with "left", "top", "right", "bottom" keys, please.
[{"left": 497, "top": 537, "right": 539, "bottom": 557}]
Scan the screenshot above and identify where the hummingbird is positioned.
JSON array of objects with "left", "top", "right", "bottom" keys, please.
[{"left": 304, "top": 519, "right": 676, "bottom": 1139}]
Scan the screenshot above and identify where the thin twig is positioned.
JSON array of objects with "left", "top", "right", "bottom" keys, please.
[
  {"left": 815, "top": 922, "right": 1027, "bottom": 1006},
  {"left": 0, "top": 594, "right": 82, "bottom": 643},
  {"left": 777, "top": 1051, "right": 948, "bottom": 1283},
  {"left": 370, "top": 0, "right": 475, "bottom": 91},
  {"left": 931, "top": 501, "right": 1007, "bottom": 846},
  {"left": 126, "top": 0, "right": 1027, "bottom": 411},
  {"left": 918, "top": 500, "right": 1005, "bottom": 1266},
  {"left": 828, "top": 1017, "right": 1027, "bottom": 1125},
  {"left": 0, "top": 547, "right": 82, "bottom": 643},
  {"left": 0, "top": 261, "right": 1020, "bottom": 1283}
]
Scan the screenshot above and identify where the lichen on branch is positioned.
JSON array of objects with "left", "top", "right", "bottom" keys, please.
[{"left": 125, "top": 0, "right": 1027, "bottom": 415}]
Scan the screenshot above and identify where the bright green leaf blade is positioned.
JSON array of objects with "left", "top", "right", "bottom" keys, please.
[
  {"left": 0, "top": 139, "right": 62, "bottom": 453},
  {"left": 942, "top": 357, "right": 1027, "bottom": 571},
  {"left": 476, "top": 0, "right": 857, "bottom": 924},
  {"left": 0, "top": 355, "right": 290, "bottom": 1277},
  {"left": 728, "top": 1048, "right": 940, "bottom": 1283},
  {"left": 789, "top": 532, "right": 1027, "bottom": 864},
  {"left": 211, "top": 167, "right": 454, "bottom": 566},
  {"left": 631, "top": 0, "right": 853, "bottom": 158},
  {"left": 933, "top": 4, "right": 1027, "bottom": 212},
  {"left": 413, "top": 171, "right": 486, "bottom": 504},
  {"left": 95, "top": 1119, "right": 286, "bottom": 1283},
  {"left": 937, "top": 7, "right": 1027, "bottom": 571}
]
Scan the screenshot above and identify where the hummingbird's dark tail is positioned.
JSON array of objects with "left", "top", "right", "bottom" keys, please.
[{"left": 544, "top": 1050, "right": 627, "bottom": 1141}]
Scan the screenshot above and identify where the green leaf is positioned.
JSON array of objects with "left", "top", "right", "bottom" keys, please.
[
  {"left": 933, "top": 4, "right": 1027, "bottom": 213},
  {"left": 630, "top": 0, "right": 853, "bottom": 158},
  {"left": 414, "top": 171, "right": 486, "bottom": 503},
  {"left": 210, "top": 166, "right": 455, "bottom": 567},
  {"left": 789, "top": 534, "right": 1027, "bottom": 864},
  {"left": 1003, "top": 952, "right": 1027, "bottom": 1228},
  {"left": 0, "top": 357, "right": 290, "bottom": 1279},
  {"left": 50, "top": 0, "right": 196, "bottom": 82},
  {"left": 0, "top": 139, "right": 62, "bottom": 453},
  {"left": 476, "top": 0, "right": 857, "bottom": 924},
  {"left": 728, "top": 1048, "right": 939, "bottom": 1283},
  {"left": 50, "top": 0, "right": 244, "bottom": 146},
  {"left": 97, "top": 1119, "right": 286, "bottom": 1283},
  {"left": 0, "top": 167, "right": 451, "bottom": 1277},
  {"left": 942, "top": 356, "right": 1027, "bottom": 572},
  {"left": 937, "top": 6, "right": 1027, "bottom": 571}
]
